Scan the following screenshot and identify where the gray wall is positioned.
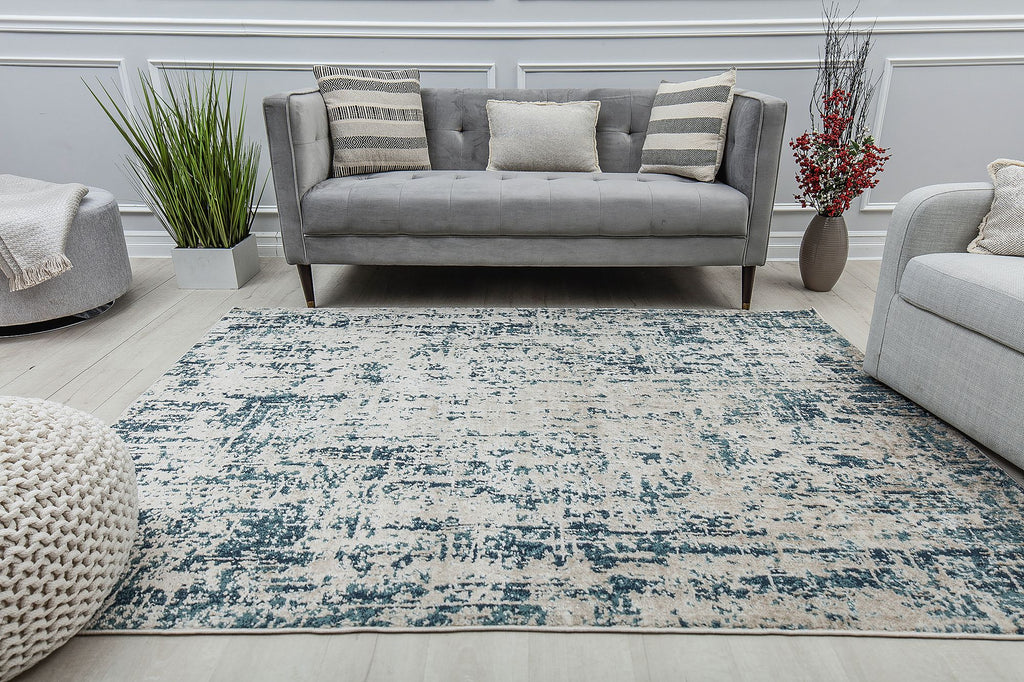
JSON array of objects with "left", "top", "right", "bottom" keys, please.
[{"left": 3, "top": 1, "right": 1023, "bottom": 259}]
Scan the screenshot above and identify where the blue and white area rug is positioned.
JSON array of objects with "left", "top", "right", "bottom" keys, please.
[{"left": 90, "top": 308, "right": 1024, "bottom": 636}]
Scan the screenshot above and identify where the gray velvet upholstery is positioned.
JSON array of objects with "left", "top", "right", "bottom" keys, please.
[
  {"left": 0, "top": 188, "right": 132, "bottom": 326},
  {"left": 302, "top": 235, "right": 747, "bottom": 267},
  {"left": 721, "top": 93, "right": 788, "bottom": 266},
  {"left": 864, "top": 183, "right": 1024, "bottom": 468},
  {"left": 420, "top": 89, "right": 656, "bottom": 174},
  {"left": 262, "top": 88, "right": 329, "bottom": 265},
  {"left": 301, "top": 171, "right": 748, "bottom": 238},
  {"left": 263, "top": 85, "right": 787, "bottom": 306}
]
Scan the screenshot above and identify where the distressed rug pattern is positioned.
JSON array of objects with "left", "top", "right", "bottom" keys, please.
[{"left": 92, "top": 308, "right": 1024, "bottom": 635}]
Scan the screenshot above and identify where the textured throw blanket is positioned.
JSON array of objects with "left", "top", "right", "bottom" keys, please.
[{"left": 0, "top": 174, "right": 88, "bottom": 291}]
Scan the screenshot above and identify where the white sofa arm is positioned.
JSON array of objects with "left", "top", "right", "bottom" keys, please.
[{"left": 863, "top": 182, "right": 993, "bottom": 374}]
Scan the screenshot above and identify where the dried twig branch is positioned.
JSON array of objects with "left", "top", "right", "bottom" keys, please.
[{"left": 810, "top": 1, "right": 879, "bottom": 143}]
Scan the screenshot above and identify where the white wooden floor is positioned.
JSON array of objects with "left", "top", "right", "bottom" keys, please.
[{"left": 6, "top": 259, "right": 1023, "bottom": 681}]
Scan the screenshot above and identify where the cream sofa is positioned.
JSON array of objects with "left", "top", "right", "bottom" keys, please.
[{"left": 864, "top": 183, "right": 1024, "bottom": 468}]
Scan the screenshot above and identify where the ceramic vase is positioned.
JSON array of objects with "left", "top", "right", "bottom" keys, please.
[{"left": 799, "top": 214, "right": 849, "bottom": 292}]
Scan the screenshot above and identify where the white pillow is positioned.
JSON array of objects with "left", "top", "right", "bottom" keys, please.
[
  {"left": 485, "top": 100, "right": 601, "bottom": 173},
  {"left": 969, "top": 159, "right": 1024, "bottom": 256}
]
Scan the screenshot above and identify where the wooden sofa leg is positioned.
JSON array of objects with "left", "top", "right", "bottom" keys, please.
[
  {"left": 741, "top": 265, "right": 755, "bottom": 310},
  {"left": 297, "top": 264, "right": 315, "bottom": 308}
]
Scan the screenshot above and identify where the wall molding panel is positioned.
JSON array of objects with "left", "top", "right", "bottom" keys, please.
[
  {"left": 0, "top": 55, "right": 132, "bottom": 105},
  {"left": 859, "top": 54, "right": 1024, "bottom": 212},
  {"left": 148, "top": 59, "right": 497, "bottom": 88},
  {"left": 4, "top": 14, "right": 1024, "bottom": 39},
  {"left": 515, "top": 59, "right": 824, "bottom": 88}
]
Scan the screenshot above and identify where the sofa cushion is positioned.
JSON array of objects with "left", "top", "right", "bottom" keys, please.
[
  {"left": 300, "top": 170, "right": 749, "bottom": 239},
  {"left": 485, "top": 100, "right": 601, "bottom": 173},
  {"left": 899, "top": 252, "right": 1024, "bottom": 353}
]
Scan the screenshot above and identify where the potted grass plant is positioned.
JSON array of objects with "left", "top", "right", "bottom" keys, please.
[{"left": 88, "top": 69, "right": 265, "bottom": 289}]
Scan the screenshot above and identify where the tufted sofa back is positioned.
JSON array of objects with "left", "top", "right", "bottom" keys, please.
[{"left": 420, "top": 88, "right": 656, "bottom": 174}]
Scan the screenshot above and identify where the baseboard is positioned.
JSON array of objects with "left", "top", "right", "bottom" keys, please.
[
  {"left": 123, "top": 230, "right": 885, "bottom": 261},
  {"left": 123, "top": 231, "right": 284, "bottom": 258},
  {"left": 765, "top": 230, "right": 887, "bottom": 262}
]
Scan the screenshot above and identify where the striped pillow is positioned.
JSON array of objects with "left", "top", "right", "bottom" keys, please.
[
  {"left": 639, "top": 69, "right": 736, "bottom": 182},
  {"left": 312, "top": 66, "right": 431, "bottom": 177}
]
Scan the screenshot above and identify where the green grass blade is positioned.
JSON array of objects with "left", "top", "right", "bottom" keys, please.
[{"left": 86, "top": 66, "right": 264, "bottom": 249}]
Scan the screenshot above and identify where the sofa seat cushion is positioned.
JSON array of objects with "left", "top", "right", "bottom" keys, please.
[
  {"left": 899, "top": 252, "right": 1024, "bottom": 353},
  {"left": 300, "top": 170, "right": 749, "bottom": 238}
]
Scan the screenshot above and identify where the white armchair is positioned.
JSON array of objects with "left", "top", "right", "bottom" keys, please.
[{"left": 864, "top": 183, "right": 1024, "bottom": 468}]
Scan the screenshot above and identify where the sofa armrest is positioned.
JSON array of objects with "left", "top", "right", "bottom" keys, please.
[
  {"left": 874, "top": 183, "right": 993, "bottom": 297},
  {"left": 863, "top": 182, "right": 993, "bottom": 374},
  {"left": 720, "top": 89, "right": 788, "bottom": 266},
  {"left": 263, "top": 88, "right": 331, "bottom": 265}
]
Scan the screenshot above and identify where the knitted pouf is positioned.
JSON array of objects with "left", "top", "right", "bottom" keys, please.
[{"left": 0, "top": 397, "right": 137, "bottom": 682}]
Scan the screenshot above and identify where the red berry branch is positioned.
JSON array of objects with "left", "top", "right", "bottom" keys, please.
[{"left": 791, "top": 88, "right": 890, "bottom": 217}]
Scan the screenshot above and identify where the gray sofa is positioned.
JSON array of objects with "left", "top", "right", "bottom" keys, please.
[
  {"left": 864, "top": 183, "right": 1024, "bottom": 469},
  {"left": 263, "top": 87, "right": 787, "bottom": 309}
]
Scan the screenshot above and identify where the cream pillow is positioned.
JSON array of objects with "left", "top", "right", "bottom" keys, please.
[
  {"left": 968, "top": 159, "right": 1024, "bottom": 256},
  {"left": 312, "top": 65, "right": 431, "bottom": 177},
  {"left": 640, "top": 68, "right": 737, "bottom": 183},
  {"left": 485, "top": 100, "right": 601, "bottom": 172}
]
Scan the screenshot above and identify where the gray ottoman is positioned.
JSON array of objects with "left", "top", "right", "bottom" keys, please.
[{"left": 0, "top": 188, "right": 132, "bottom": 327}]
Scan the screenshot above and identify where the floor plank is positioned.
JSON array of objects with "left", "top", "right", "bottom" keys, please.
[
  {"left": 364, "top": 633, "right": 430, "bottom": 682},
  {"left": 423, "top": 632, "right": 529, "bottom": 682},
  {"left": 9, "top": 257, "right": 1024, "bottom": 682}
]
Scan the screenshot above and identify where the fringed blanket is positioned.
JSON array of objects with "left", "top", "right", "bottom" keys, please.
[{"left": 0, "top": 175, "right": 88, "bottom": 291}]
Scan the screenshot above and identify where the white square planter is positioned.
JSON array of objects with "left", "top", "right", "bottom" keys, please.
[{"left": 171, "top": 235, "right": 260, "bottom": 290}]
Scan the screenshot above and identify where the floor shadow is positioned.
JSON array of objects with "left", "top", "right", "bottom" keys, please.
[{"left": 316, "top": 265, "right": 741, "bottom": 309}]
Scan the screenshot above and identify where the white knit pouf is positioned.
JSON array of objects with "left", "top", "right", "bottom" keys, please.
[{"left": 0, "top": 397, "right": 137, "bottom": 682}]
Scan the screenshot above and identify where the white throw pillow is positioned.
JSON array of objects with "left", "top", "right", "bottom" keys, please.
[
  {"left": 968, "top": 159, "right": 1024, "bottom": 256},
  {"left": 639, "top": 69, "right": 737, "bottom": 183},
  {"left": 485, "top": 100, "right": 601, "bottom": 173}
]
